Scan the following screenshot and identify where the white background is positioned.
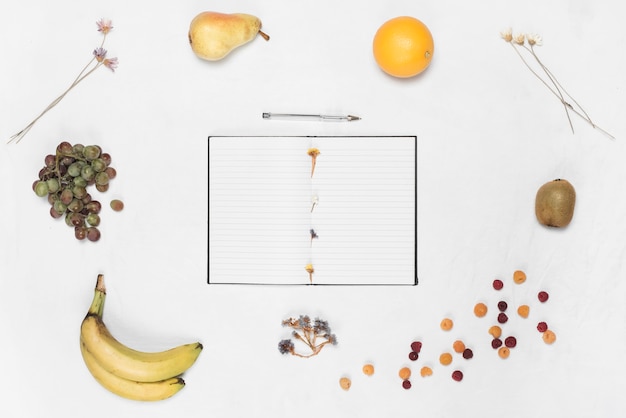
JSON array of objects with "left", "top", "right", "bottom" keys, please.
[{"left": 1, "top": 0, "right": 625, "bottom": 417}]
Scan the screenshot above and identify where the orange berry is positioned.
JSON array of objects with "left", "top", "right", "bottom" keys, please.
[
  {"left": 474, "top": 302, "right": 488, "bottom": 317},
  {"left": 517, "top": 304, "right": 530, "bottom": 318},
  {"left": 452, "top": 340, "right": 466, "bottom": 353},
  {"left": 513, "top": 270, "right": 527, "bottom": 284},
  {"left": 398, "top": 367, "right": 411, "bottom": 380},
  {"left": 420, "top": 366, "right": 433, "bottom": 377},
  {"left": 339, "top": 377, "right": 352, "bottom": 391},
  {"left": 542, "top": 329, "right": 557, "bottom": 344},
  {"left": 488, "top": 325, "right": 502, "bottom": 339},
  {"left": 498, "top": 346, "right": 510, "bottom": 359},
  {"left": 440, "top": 318, "right": 454, "bottom": 331},
  {"left": 362, "top": 364, "right": 375, "bottom": 376},
  {"left": 439, "top": 352, "right": 453, "bottom": 366},
  {"left": 372, "top": 16, "right": 434, "bottom": 78}
]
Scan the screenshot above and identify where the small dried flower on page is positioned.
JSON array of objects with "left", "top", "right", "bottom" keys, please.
[
  {"left": 307, "top": 148, "right": 320, "bottom": 177},
  {"left": 526, "top": 33, "right": 542, "bottom": 46},
  {"left": 500, "top": 28, "right": 513, "bottom": 43}
]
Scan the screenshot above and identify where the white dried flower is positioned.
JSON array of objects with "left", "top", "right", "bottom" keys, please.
[
  {"left": 500, "top": 28, "right": 513, "bottom": 43},
  {"left": 527, "top": 33, "right": 543, "bottom": 46},
  {"left": 513, "top": 33, "right": 526, "bottom": 45}
]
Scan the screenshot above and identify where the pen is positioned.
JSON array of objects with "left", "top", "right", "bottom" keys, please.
[{"left": 262, "top": 112, "right": 361, "bottom": 122}]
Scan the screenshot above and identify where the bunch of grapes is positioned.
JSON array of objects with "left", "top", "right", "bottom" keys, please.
[{"left": 33, "top": 141, "right": 117, "bottom": 242}]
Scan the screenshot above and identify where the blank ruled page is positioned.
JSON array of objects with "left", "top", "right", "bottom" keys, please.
[{"left": 208, "top": 136, "right": 416, "bottom": 285}]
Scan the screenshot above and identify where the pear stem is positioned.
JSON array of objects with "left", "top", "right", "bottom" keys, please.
[{"left": 258, "top": 30, "right": 270, "bottom": 41}]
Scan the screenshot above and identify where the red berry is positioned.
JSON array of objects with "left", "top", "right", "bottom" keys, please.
[
  {"left": 538, "top": 291, "right": 549, "bottom": 303},
  {"left": 537, "top": 322, "right": 548, "bottom": 332},
  {"left": 493, "top": 279, "right": 504, "bottom": 290},
  {"left": 497, "top": 301, "right": 508, "bottom": 312},
  {"left": 504, "top": 336, "right": 517, "bottom": 348},
  {"left": 408, "top": 351, "right": 419, "bottom": 361},
  {"left": 497, "top": 313, "right": 509, "bottom": 324},
  {"left": 462, "top": 348, "right": 473, "bottom": 359},
  {"left": 491, "top": 338, "right": 503, "bottom": 349},
  {"left": 410, "top": 341, "right": 422, "bottom": 353},
  {"left": 452, "top": 370, "right": 463, "bottom": 381},
  {"left": 402, "top": 380, "right": 412, "bottom": 389}
]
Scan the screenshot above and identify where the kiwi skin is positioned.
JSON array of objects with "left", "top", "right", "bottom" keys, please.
[{"left": 535, "top": 179, "right": 576, "bottom": 228}]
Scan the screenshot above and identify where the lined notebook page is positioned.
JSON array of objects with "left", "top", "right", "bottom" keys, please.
[{"left": 208, "top": 136, "right": 416, "bottom": 285}]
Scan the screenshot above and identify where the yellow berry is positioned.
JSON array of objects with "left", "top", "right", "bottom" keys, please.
[
  {"left": 498, "top": 346, "right": 510, "bottom": 359},
  {"left": 398, "top": 367, "right": 411, "bottom": 380},
  {"left": 474, "top": 302, "right": 488, "bottom": 317},
  {"left": 420, "top": 366, "right": 433, "bottom": 377},
  {"left": 439, "top": 352, "right": 453, "bottom": 366},
  {"left": 517, "top": 304, "right": 530, "bottom": 318},
  {"left": 339, "top": 377, "right": 352, "bottom": 391},
  {"left": 489, "top": 325, "right": 502, "bottom": 339},
  {"left": 513, "top": 270, "right": 527, "bottom": 284},
  {"left": 452, "top": 340, "right": 466, "bottom": 353},
  {"left": 440, "top": 318, "right": 454, "bottom": 331},
  {"left": 362, "top": 364, "right": 375, "bottom": 376},
  {"left": 542, "top": 329, "right": 557, "bottom": 344}
]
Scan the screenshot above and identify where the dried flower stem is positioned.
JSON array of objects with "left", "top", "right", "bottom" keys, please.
[
  {"left": 503, "top": 29, "right": 614, "bottom": 139},
  {"left": 8, "top": 20, "right": 118, "bottom": 144}
]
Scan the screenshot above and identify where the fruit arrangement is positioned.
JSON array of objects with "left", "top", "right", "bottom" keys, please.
[
  {"left": 33, "top": 141, "right": 118, "bottom": 242},
  {"left": 80, "top": 275, "right": 203, "bottom": 401}
]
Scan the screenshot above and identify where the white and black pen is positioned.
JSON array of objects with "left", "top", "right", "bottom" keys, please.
[{"left": 262, "top": 112, "right": 361, "bottom": 122}]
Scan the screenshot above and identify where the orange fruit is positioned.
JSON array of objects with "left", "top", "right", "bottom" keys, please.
[
  {"left": 362, "top": 364, "right": 375, "bottom": 376},
  {"left": 488, "top": 325, "right": 502, "bottom": 339},
  {"left": 420, "top": 366, "right": 433, "bottom": 377},
  {"left": 339, "top": 376, "right": 352, "bottom": 390},
  {"left": 373, "top": 16, "right": 434, "bottom": 78},
  {"left": 542, "top": 330, "right": 557, "bottom": 344},
  {"left": 498, "top": 346, "right": 510, "bottom": 359}
]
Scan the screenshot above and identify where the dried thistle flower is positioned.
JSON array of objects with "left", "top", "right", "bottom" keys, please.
[
  {"left": 501, "top": 28, "right": 613, "bottom": 139},
  {"left": 307, "top": 148, "right": 320, "bottom": 177},
  {"left": 278, "top": 315, "right": 337, "bottom": 358},
  {"left": 310, "top": 228, "right": 318, "bottom": 246},
  {"left": 8, "top": 19, "right": 119, "bottom": 144}
]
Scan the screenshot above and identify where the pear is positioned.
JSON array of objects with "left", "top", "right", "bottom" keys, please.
[
  {"left": 535, "top": 179, "right": 576, "bottom": 228},
  {"left": 188, "top": 12, "right": 269, "bottom": 61}
]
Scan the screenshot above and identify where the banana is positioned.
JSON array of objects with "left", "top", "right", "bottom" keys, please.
[
  {"left": 80, "top": 338, "right": 185, "bottom": 401},
  {"left": 80, "top": 274, "right": 203, "bottom": 383}
]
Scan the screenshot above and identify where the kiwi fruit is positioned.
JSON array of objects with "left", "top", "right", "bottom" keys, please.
[{"left": 535, "top": 179, "right": 576, "bottom": 228}]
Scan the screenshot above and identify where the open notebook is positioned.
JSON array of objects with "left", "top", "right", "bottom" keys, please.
[{"left": 208, "top": 136, "right": 417, "bottom": 285}]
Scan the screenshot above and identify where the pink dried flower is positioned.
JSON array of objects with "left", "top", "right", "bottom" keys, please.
[
  {"left": 93, "top": 47, "right": 107, "bottom": 62},
  {"left": 96, "top": 19, "right": 113, "bottom": 34},
  {"left": 104, "top": 57, "right": 118, "bottom": 72}
]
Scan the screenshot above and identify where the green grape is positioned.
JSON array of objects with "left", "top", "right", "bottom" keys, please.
[
  {"left": 95, "top": 183, "right": 109, "bottom": 193},
  {"left": 67, "top": 162, "right": 82, "bottom": 177},
  {"left": 95, "top": 172, "right": 109, "bottom": 186},
  {"left": 110, "top": 199, "right": 124, "bottom": 212},
  {"left": 71, "top": 185, "right": 87, "bottom": 199},
  {"left": 46, "top": 178, "right": 60, "bottom": 193},
  {"left": 82, "top": 145, "right": 101, "bottom": 161},
  {"left": 34, "top": 181, "right": 49, "bottom": 197},
  {"left": 86, "top": 213, "right": 101, "bottom": 227},
  {"left": 73, "top": 176, "right": 87, "bottom": 188},
  {"left": 72, "top": 143, "right": 85, "bottom": 154},
  {"left": 54, "top": 200, "right": 67, "bottom": 214},
  {"left": 80, "top": 165, "right": 95, "bottom": 181},
  {"left": 50, "top": 206, "right": 63, "bottom": 219},
  {"left": 91, "top": 158, "right": 107, "bottom": 173},
  {"left": 85, "top": 201, "right": 102, "bottom": 214},
  {"left": 66, "top": 212, "right": 85, "bottom": 227}
]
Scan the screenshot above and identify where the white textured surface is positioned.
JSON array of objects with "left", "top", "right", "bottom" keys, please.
[{"left": 1, "top": 0, "right": 625, "bottom": 417}]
